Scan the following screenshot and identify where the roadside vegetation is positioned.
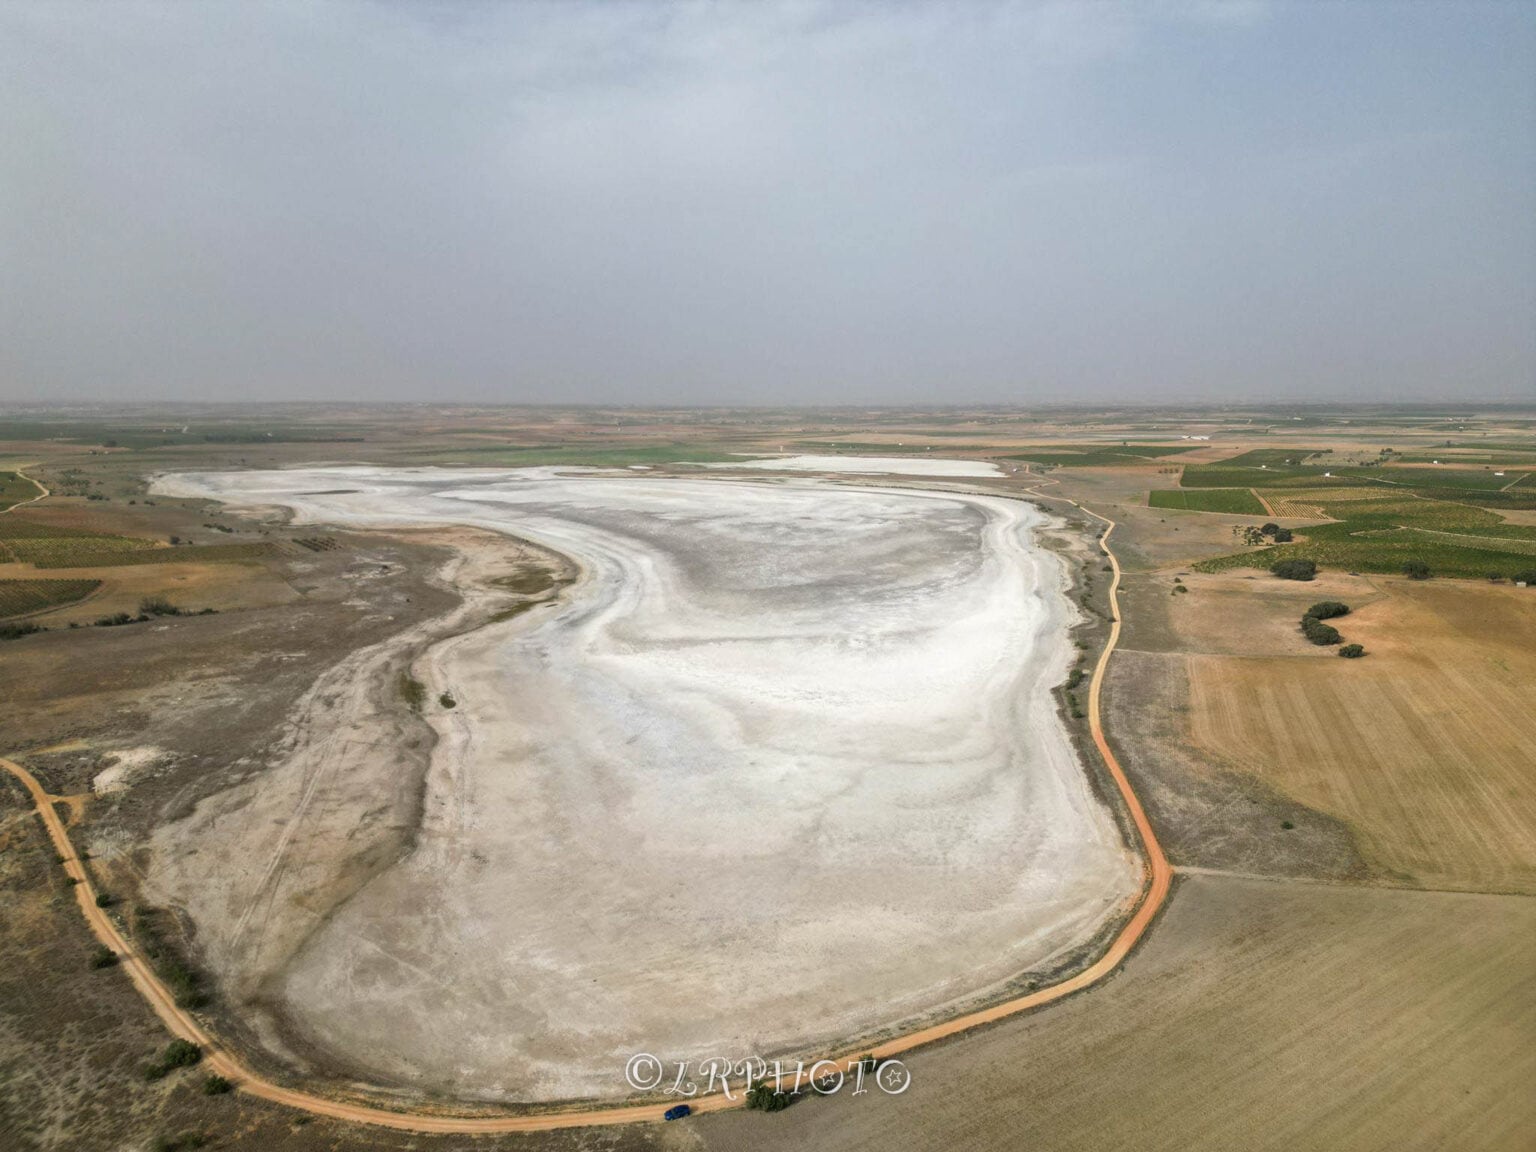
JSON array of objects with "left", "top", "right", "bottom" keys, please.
[
  {"left": 132, "top": 906, "right": 212, "bottom": 1009},
  {"left": 143, "top": 1038, "right": 201, "bottom": 1081}
]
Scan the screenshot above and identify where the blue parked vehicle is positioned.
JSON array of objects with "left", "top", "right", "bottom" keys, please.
[{"left": 663, "top": 1104, "right": 692, "bottom": 1121}]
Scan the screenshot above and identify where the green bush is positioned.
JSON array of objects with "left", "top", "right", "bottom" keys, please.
[
  {"left": 95, "top": 892, "right": 115, "bottom": 907},
  {"left": 1271, "top": 559, "right": 1318, "bottom": 581},
  {"left": 1402, "top": 560, "right": 1432, "bottom": 580},
  {"left": 139, "top": 596, "right": 182, "bottom": 616},
  {"left": 1338, "top": 644, "right": 1366, "bottom": 658},
  {"left": 438, "top": 691, "right": 457, "bottom": 709},
  {"left": 1272, "top": 527, "right": 1294, "bottom": 542},
  {"left": 745, "top": 1082, "right": 793, "bottom": 1112},
  {"left": 145, "top": 1039, "right": 201, "bottom": 1080},
  {"left": 1306, "top": 601, "right": 1350, "bottom": 620},
  {"left": 1514, "top": 569, "right": 1536, "bottom": 585},
  {"left": 202, "top": 1074, "right": 234, "bottom": 1096},
  {"left": 89, "top": 945, "right": 119, "bottom": 970},
  {"left": 1300, "top": 617, "right": 1342, "bottom": 645},
  {"left": 0, "top": 621, "right": 45, "bottom": 641}
]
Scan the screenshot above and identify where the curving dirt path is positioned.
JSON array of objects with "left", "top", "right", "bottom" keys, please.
[
  {"left": 1, "top": 467, "right": 49, "bottom": 514},
  {"left": 0, "top": 498, "right": 1171, "bottom": 1134}
]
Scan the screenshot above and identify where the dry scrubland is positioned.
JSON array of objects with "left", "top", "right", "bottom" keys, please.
[{"left": 2, "top": 405, "right": 1535, "bottom": 1150}]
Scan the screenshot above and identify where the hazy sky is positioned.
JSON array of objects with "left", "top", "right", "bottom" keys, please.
[{"left": 3, "top": 1, "right": 1533, "bottom": 406}]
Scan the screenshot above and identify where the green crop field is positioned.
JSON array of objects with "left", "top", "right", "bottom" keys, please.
[
  {"left": 1192, "top": 485, "right": 1536, "bottom": 579},
  {"left": 1148, "top": 488, "right": 1266, "bottom": 515},
  {"left": 1004, "top": 445, "right": 1193, "bottom": 467},
  {"left": 0, "top": 578, "right": 102, "bottom": 618},
  {"left": 1179, "top": 464, "right": 1373, "bottom": 489},
  {"left": 0, "top": 471, "right": 43, "bottom": 511},
  {"left": 29, "top": 541, "right": 275, "bottom": 569},
  {"left": 1206, "top": 448, "right": 1328, "bottom": 468}
]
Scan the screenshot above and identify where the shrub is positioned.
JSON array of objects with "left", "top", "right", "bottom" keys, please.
[
  {"left": 1300, "top": 617, "right": 1342, "bottom": 646},
  {"left": 139, "top": 596, "right": 181, "bottom": 616},
  {"left": 202, "top": 1074, "right": 233, "bottom": 1096},
  {"left": 1261, "top": 522, "right": 1279, "bottom": 536},
  {"left": 1513, "top": 569, "right": 1536, "bottom": 585},
  {"left": 1338, "top": 644, "right": 1366, "bottom": 658},
  {"left": 95, "top": 892, "right": 115, "bottom": 907},
  {"left": 89, "top": 945, "right": 119, "bottom": 970},
  {"left": 1271, "top": 559, "right": 1318, "bottom": 581},
  {"left": 0, "top": 621, "right": 45, "bottom": 641},
  {"left": 1306, "top": 601, "right": 1350, "bottom": 620},
  {"left": 745, "top": 1082, "right": 793, "bottom": 1112},
  {"left": 1064, "top": 667, "right": 1084, "bottom": 690},
  {"left": 145, "top": 1039, "right": 202, "bottom": 1080},
  {"left": 438, "top": 692, "right": 457, "bottom": 709},
  {"left": 1272, "top": 527, "right": 1294, "bottom": 542},
  {"left": 1402, "top": 560, "right": 1432, "bottom": 580},
  {"left": 398, "top": 671, "right": 426, "bottom": 711}
]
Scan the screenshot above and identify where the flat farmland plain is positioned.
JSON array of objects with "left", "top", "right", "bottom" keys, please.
[
  {"left": 1188, "top": 579, "right": 1536, "bottom": 893},
  {"left": 691, "top": 874, "right": 1536, "bottom": 1152}
]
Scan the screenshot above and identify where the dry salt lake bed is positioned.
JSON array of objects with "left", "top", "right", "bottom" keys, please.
[{"left": 148, "top": 463, "right": 1139, "bottom": 1101}]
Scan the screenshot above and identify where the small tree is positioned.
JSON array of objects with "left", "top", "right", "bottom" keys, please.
[
  {"left": 1260, "top": 522, "right": 1279, "bottom": 536},
  {"left": 1402, "top": 560, "right": 1431, "bottom": 580},
  {"left": 1271, "top": 559, "right": 1318, "bottom": 581},
  {"left": 1338, "top": 644, "right": 1366, "bottom": 658},
  {"left": 1272, "top": 527, "right": 1294, "bottom": 542},
  {"left": 1513, "top": 569, "right": 1536, "bottom": 585}
]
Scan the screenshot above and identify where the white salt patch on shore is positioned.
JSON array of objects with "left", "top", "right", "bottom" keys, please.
[{"left": 94, "top": 746, "right": 163, "bottom": 794}]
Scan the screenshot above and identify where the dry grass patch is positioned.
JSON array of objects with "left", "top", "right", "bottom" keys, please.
[{"left": 1187, "top": 580, "right": 1536, "bottom": 893}]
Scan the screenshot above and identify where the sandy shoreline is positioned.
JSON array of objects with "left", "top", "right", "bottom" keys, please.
[{"left": 148, "top": 466, "right": 1138, "bottom": 1101}]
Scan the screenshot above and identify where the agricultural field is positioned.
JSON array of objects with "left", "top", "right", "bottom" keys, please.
[
  {"left": 0, "top": 470, "right": 42, "bottom": 511},
  {"left": 1005, "top": 445, "right": 1194, "bottom": 467},
  {"left": 1187, "top": 579, "right": 1536, "bottom": 894},
  {"left": 1190, "top": 471, "right": 1536, "bottom": 578},
  {"left": 0, "top": 578, "right": 101, "bottom": 618},
  {"left": 28, "top": 541, "right": 274, "bottom": 569},
  {"left": 692, "top": 875, "right": 1536, "bottom": 1152},
  {"left": 1148, "top": 488, "right": 1266, "bottom": 515}
]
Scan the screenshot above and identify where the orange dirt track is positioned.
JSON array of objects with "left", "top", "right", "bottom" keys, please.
[{"left": 0, "top": 501, "right": 1171, "bottom": 1134}]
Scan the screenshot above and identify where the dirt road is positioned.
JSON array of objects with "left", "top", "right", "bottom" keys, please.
[{"left": 0, "top": 502, "right": 1172, "bottom": 1134}]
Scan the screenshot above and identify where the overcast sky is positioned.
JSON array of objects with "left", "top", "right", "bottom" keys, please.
[{"left": 2, "top": 1, "right": 1533, "bottom": 406}]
